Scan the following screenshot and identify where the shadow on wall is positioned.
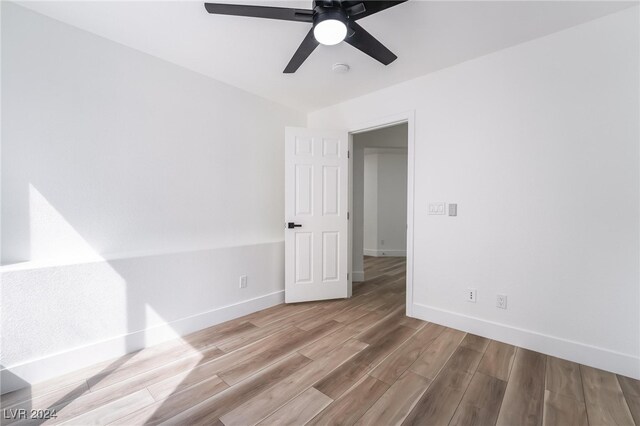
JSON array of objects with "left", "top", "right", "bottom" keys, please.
[{"left": 0, "top": 184, "right": 225, "bottom": 423}]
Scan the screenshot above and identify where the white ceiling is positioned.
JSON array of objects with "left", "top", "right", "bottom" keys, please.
[{"left": 16, "top": 1, "right": 637, "bottom": 112}]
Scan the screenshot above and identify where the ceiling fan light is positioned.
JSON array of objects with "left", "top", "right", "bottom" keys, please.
[{"left": 313, "top": 18, "right": 347, "bottom": 46}]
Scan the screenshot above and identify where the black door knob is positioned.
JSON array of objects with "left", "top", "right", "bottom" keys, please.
[{"left": 287, "top": 222, "right": 302, "bottom": 229}]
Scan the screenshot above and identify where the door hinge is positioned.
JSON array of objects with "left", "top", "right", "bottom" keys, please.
[
  {"left": 347, "top": 273, "right": 349, "bottom": 280},
  {"left": 347, "top": 212, "right": 350, "bottom": 220},
  {"left": 348, "top": 150, "right": 350, "bottom": 158}
]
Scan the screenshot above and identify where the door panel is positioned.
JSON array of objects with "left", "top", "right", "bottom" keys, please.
[
  {"left": 285, "top": 127, "right": 349, "bottom": 303},
  {"left": 322, "top": 166, "right": 340, "bottom": 215},
  {"left": 295, "top": 165, "right": 313, "bottom": 216},
  {"left": 294, "top": 232, "right": 313, "bottom": 284},
  {"left": 322, "top": 232, "right": 339, "bottom": 282}
]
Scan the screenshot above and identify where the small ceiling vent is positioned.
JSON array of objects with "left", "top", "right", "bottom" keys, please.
[{"left": 332, "top": 63, "right": 351, "bottom": 73}]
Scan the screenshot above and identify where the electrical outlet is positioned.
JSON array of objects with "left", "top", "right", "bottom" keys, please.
[
  {"left": 496, "top": 294, "right": 507, "bottom": 309},
  {"left": 381, "top": 239, "right": 385, "bottom": 246},
  {"left": 239, "top": 275, "right": 248, "bottom": 289},
  {"left": 467, "top": 288, "right": 477, "bottom": 303}
]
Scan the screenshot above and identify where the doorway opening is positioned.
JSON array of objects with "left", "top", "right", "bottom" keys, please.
[{"left": 350, "top": 122, "right": 409, "bottom": 311}]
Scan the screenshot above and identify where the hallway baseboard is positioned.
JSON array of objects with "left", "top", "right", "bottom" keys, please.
[{"left": 363, "top": 249, "right": 406, "bottom": 257}]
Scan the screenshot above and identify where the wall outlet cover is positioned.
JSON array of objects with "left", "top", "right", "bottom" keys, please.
[
  {"left": 496, "top": 294, "right": 507, "bottom": 309},
  {"left": 239, "top": 275, "right": 248, "bottom": 289},
  {"left": 467, "top": 288, "right": 477, "bottom": 303}
]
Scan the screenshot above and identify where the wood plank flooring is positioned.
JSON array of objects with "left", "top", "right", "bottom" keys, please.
[{"left": 1, "top": 256, "right": 638, "bottom": 426}]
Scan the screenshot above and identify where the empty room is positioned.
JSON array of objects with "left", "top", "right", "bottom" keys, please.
[{"left": 1, "top": 1, "right": 639, "bottom": 425}]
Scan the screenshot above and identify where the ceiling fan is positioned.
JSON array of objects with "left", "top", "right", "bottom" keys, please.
[{"left": 204, "top": 1, "right": 407, "bottom": 73}]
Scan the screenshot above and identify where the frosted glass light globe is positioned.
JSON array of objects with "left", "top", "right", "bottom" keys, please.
[{"left": 314, "top": 19, "right": 347, "bottom": 45}]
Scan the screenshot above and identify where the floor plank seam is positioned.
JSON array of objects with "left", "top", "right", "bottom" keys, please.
[
  {"left": 488, "top": 365, "right": 510, "bottom": 426},
  {"left": 579, "top": 364, "right": 593, "bottom": 426},
  {"left": 615, "top": 374, "right": 637, "bottom": 426},
  {"left": 448, "top": 369, "right": 478, "bottom": 426},
  {"left": 361, "top": 326, "right": 422, "bottom": 383},
  {"left": 447, "top": 343, "right": 486, "bottom": 426},
  {"left": 510, "top": 347, "right": 520, "bottom": 379},
  {"left": 352, "top": 374, "right": 395, "bottom": 425},
  {"left": 410, "top": 332, "right": 468, "bottom": 382},
  {"left": 543, "top": 354, "right": 549, "bottom": 426}
]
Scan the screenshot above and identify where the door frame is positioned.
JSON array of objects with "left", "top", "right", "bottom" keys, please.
[{"left": 348, "top": 110, "right": 416, "bottom": 317}]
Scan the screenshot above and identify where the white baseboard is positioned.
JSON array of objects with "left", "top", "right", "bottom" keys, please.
[
  {"left": 411, "top": 302, "right": 640, "bottom": 380},
  {"left": 1, "top": 290, "right": 284, "bottom": 394},
  {"left": 352, "top": 271, "right": 365, "bottom": 282},
  {"left": 363, "top": 249, "right": 406, "bottom": 257}
]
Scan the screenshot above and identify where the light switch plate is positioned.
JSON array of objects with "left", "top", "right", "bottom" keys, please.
[
  {"left": 428, "top": 202, "right": 446, "bottom": 215},
  {"left": 449, "top": 204, "right": 457, "bottom": 216}
]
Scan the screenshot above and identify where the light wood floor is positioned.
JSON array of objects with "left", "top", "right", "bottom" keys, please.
[{"left": 2, "top": 256, "right": 639, "bottom": 426}]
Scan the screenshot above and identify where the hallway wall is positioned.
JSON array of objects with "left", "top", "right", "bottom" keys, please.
[{"left": 363, "top": 149, "right": 408, "bottom": 257}]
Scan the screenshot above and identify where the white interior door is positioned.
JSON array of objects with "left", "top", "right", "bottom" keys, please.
[{"left": 285, "top": 127, "right": 350, "bottom": 303}]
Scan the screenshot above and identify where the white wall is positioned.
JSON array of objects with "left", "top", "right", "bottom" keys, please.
[
  {"left": 1, "top": 3, "right": 305, "bottom": 392},
  {"left": 310, "top": 7, "right": 640, "bottom": 379},
  {"left": 363, "top": 153, "right": 378, "bottom": 257},
  {"left": 363, "top": 149, "right": 408, "bottom": 257},
  {"left": 376, "top": 150, "right": 408, "bottom": 255}
]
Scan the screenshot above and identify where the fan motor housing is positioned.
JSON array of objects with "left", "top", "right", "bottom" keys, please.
[
  {"left": 313, "top": 0, "right": 343, "bottom": 9},
  {"left": 313, "top": 8, "right": 347, "bottom": 27}
]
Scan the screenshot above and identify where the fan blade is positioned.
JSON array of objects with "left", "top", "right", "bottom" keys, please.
[
  {"left": 204, "top": 3, "right": 314, "bottom": 23},
  {"left": 345, "top": 22, "right": 397, "bottom": 65},
  {"left": 283, "top": 28, "right": 319, "bottom": 73},
  {"left": 342, "top": 0, "right": 407, "bottom": 20}
]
